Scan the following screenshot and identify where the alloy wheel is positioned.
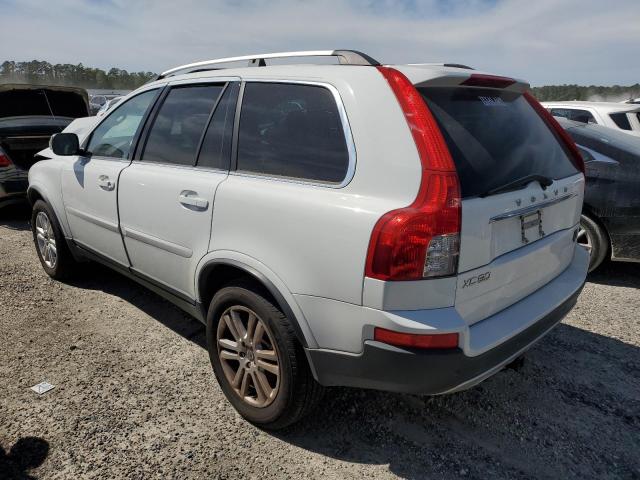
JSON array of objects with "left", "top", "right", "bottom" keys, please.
[
  {"left": 35, "top": 211, "right": 57, "bottom": 269},
  {"left": 216, "top": 306, "right": 280, "bottom": 408},
  {"left": 577, "top": 225, "right": 593, "bottom": 255}
]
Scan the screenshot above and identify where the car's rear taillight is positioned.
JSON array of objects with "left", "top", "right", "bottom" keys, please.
[
  {"left": 524, "top": 92, "right": 585, "bottom": 174},
  {"left": 374, "top": 327, "right": 459, "bottom": 349},
  {"left": 0, "top": 147, "right": 12, "bottom": 167},
  {"left": 366, "top": 67, "right": 461, "bottom": 281}
]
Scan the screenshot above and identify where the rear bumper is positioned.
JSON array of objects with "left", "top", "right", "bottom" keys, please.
[
  {"left": 308, "top": 286, "right": 581, "bottom": 394},
  {"left": 306, "top": 246, "right": 588, "bottom": 395}
]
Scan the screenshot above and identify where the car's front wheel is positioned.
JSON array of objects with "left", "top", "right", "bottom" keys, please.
[
  {"left": 577, "top": 214, "right": 608, "bottom": 272},
  {"left": 206, "top": 281, "right": 323, "bottom": 429},
  {"left": 31, "top": 200, "right": 76, "bottom": 280}
]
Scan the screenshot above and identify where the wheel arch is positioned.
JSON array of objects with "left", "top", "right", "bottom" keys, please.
[
  {"left": 581, "top": 204, "right": 612, "bottom": 258},
  {"left": 27, "top": 183, "right": 71, "bottom": 238},
  {"left": 196, "top": 255, "right": 318, "bottom": 349}
]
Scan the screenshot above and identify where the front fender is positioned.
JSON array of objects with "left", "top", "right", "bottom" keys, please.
[{"left": 195, "top": 250, "right": 318, "bottom": 349}]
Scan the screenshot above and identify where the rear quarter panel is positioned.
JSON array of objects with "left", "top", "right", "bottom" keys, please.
[{"left": 208, "top": 68, "right": 422, "bottom": 305}]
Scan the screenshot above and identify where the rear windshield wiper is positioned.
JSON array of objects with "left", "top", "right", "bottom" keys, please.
[{"left": 479, "top": 174, "right": 553, "bottom": 198}]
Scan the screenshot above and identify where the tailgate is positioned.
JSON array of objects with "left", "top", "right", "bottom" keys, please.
[
  {"left": 456, "top": 175, "right": 583, "bottom": 324},
  {"left": 418, "top": 84, "right": 584, "bottom": 324}
]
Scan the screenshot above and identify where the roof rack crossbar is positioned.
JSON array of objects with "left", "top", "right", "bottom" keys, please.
[{"left": 157, "top": 50, "right": 381, "bottom": 79}]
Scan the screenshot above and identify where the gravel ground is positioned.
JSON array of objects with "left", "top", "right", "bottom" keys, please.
[{"left": 1, "top": 206, "right": 639, "bottom": 480}]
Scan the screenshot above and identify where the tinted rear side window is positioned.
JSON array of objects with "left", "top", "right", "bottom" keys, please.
[
  {"left": 142, "top": 84, "right": 223, "bottom": 166},
  {"left": 237, "top": 83, "right": 349, "bottom": 184},
  {"left": 609, "top": 112, "right": 632, "bottom": 130},
  {"left": 419, "top": 87, "right": 579, "bottom": 198}
]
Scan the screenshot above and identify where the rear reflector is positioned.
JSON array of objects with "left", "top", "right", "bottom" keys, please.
[
  {"left": 524, "top": 92, "right": 585, "bottom": 174},
  {"left": 461, "top": 74, "right": 516, "bottom": 89},
  {"left": 366, "top": 67, "right": 461, "bottom": 281},
  {"left": 374, "top": 327, "right": 459, "bottom": 349}
]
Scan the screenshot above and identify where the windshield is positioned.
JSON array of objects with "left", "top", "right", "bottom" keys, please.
[{"left": 418, "top": 87, "right": 579, "bottom": 198}]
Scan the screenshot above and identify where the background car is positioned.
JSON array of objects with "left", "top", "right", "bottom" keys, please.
[
  {"left": 543, "top": 101, "right": 640, "bottom": 136},
  {"left": 89, "top": 94, "right": 123, "bottom": 115},
  {"left": 88, "top": 94, "right": 107, "bottom": 115},
  {"left": 0, "top": 84, "right": 90, "bottom": 208},
  {"left": 557, "top": 117, "right": 640, "bottom": 271},
  {"left": 96, "top": 96, "right": 123, "bottom": 117}
]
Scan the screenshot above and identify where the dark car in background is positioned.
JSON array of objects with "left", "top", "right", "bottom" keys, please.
[
  {"left": 556, "top": 117, "right": 640, "bottom": 271},
  {"left": 0, "top": 84, "right": 89, "bottom": 208}
]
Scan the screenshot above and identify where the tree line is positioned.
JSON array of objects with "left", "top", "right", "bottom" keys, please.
[
  {"left": 0, "top": 60, "right": 156, "bottom": 90},
  {"left": 529, "top": 84, "right": 639, "bottom": 102},
  {"left": 1, "top": 60, "right": 639, "bottom": 101}
]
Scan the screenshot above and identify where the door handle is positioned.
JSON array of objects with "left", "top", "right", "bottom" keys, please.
[
  {"left": 178, "top": 190, "right": 209, "bottom": 210},
  {"left": 98, "top": 175, "right": 115, "bottom": 191}
]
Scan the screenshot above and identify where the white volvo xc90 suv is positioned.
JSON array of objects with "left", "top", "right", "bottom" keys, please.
[{"left": 28, "top": 50, "right": 589, "bottom": 428}]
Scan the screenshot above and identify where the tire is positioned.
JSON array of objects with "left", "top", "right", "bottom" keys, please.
[
  {"left": 206, "top": 280, "right": 323, "bottom": 429},
  {"left": 577, "top": 214, "right": 608, "bottom": 272},
  {"left": 31, "top": 200, "right": 76, "bottom": 280}
]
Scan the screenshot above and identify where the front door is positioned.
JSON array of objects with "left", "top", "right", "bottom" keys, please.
[{"left": 61, "top": 89, "right": 160, "bottom": 265}]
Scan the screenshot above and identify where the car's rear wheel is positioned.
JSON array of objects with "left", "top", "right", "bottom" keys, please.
[
  {"left": 206, "top": 281, "right": 323, "bottom": 429},
  {"left": 577, "top": 214, "right": 608, "bottom": 272},
  {"left": 31, "top": 200, "right": 76, "bottom": 279}
]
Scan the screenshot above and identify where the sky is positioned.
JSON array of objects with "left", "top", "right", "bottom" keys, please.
[{"left": 1, "top": 0, "right": 639, "bottom": 86}]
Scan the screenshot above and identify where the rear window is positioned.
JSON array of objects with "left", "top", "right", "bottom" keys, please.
[
  {"left": 419, "top": 87, "right": 579, "bottom": 198},
  {"left": 0, "top": 89, "right": 88, "bottom": 119},
  {"left": 609, "top": 112, "right": 632, "bottom": 131}
]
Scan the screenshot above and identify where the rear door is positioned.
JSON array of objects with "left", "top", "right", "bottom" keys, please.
[
  {"left": 118, "top": 80, "right": 239, "bottom": 300},
  {"left": 61, "top": 89, "right": 159, "bottom": 265},
  {"left": 418, "top": 85, "right": 584, "bottom": 324}
]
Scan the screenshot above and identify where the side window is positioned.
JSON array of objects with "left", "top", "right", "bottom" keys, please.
[
  {"left": 550, "top": 108, "right": 571, "bottom": 119},
  {"left": 86, "top": 89, "right": 158, "bottom": 159},
  {"left": 550, "top": 108, "right": 596, "bottom": 124},
  {"left": 569, "top": 109, "right": 596, "bottom": 124},
  {"left": 237, "top": 82, "right": 350, "bottom": 184},
  {"left": 141, "top": 84, "right": 224, "bottom": 166},
  {"left": 196, "top": 82, "right": 240, "bottom": 170},
  {"left": 609, "top": 112, "right": 632, "bottom": 131}
]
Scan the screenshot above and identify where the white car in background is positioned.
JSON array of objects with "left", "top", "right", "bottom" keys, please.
[
  {"left": 96, "top": 96, "right": 123, "bottom": 117},
  {"left": 542, "top": 101, "right": 640, "bottom": 136}
]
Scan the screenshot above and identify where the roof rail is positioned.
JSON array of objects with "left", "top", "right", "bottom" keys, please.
[{"left": 157, "top": 50, "right": 381, "bottom": 79}]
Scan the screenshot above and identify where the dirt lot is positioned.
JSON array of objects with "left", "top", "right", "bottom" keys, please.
[{"left": 1, "top": 206, "right": 639, "bottom": 480}]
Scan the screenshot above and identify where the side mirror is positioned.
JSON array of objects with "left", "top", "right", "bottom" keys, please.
[{"left": 50, "top": 133, "right": 80, "bottom": 156}]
